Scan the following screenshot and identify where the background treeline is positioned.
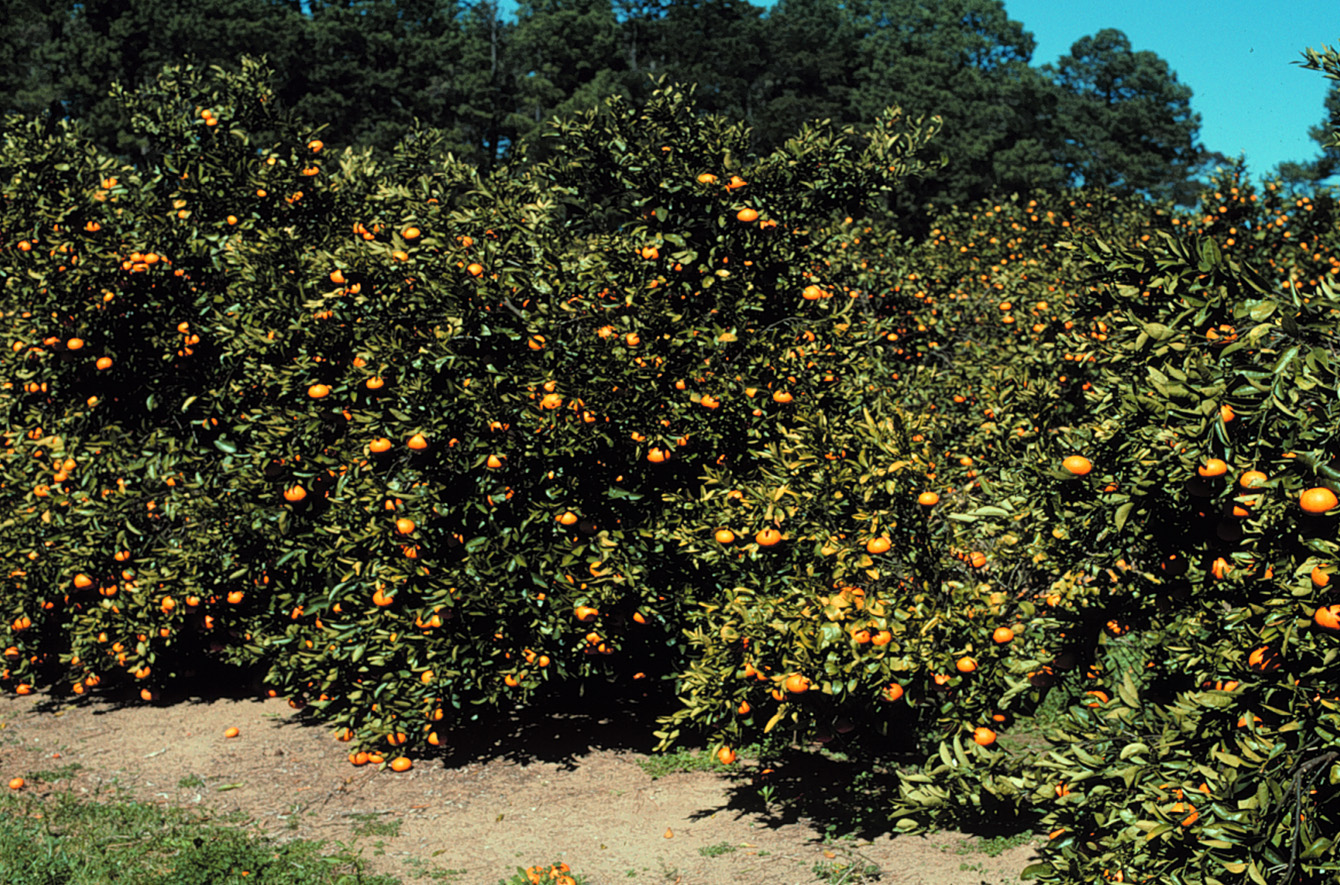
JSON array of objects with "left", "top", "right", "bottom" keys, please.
[{"left": 3, "top": 0, "right": 1337, "bottom": 214}]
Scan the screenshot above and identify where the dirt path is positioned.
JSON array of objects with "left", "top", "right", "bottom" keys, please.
[{"left": 0, "top": 691, "right": 1039, "bottom": 883}]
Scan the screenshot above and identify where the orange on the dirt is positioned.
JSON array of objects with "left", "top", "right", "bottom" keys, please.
[
  {"left": 716, "top": 746, "right": 736, "bottom": 765},
  {"left": 714, "top": 528, "right": 736, "bottom": 544},
  {"left": 1197, "top": 458, "right": 1228, "bottom": 478},
  {"left": 866, "top": 536, "right": 891, "bottom": 555},
  {"left": 390, "top": 757, "right": 412, "bottom": 772},
  {"left": 1300, "top": 487, "right": 1339, "bottom": 514},
  {"left": 224, "top": 726, "right": 240, "bottom": 738},
  {"left": 918, "top": 491, "right": 940, "bottom": 506},
  {"left": 7, "top": 777, "right": 23, "bottom": 790},
  {"left": 783, "top": 673, "right": 810, "bottom": 693},
  {"left": 1062, "top": 455, "right": 1092, "bottom": 476},
  {"left": 755, "top": 528, "right": 783, "bottom": 547},
  {"left": 972, "top": 727, "right": 997, "bottom": 746}
]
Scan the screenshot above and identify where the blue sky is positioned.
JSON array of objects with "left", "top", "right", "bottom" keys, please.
[
  {"left": 999, "top": 0, "right": 1339, "bottom": 180},
  {"left": 498, "top": 0, "right": 1338, "bottom": 181}
]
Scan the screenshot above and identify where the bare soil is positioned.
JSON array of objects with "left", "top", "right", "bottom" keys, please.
[{"left": 0, "top": 688, "right": 1040, "bottom": 884}]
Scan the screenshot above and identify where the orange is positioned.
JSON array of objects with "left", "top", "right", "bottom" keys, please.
[
  {"left": 714, "top": 528, "right": 736, "bottom": 544},
  {"left": 972, "top": 727, "right": 997, "bottom": 746},
  {"left": 870, "top": 630, "right": 892, "bottom": 646},
  {"left": 395, "top": 517, "right": 416, "bottom": 535},
  {"left": 557, "top": 510, "right": 579, "bottom": 526},
  {"left": 882, "top": 683, "right": 904, "bottom": 702},
  {"left": 282, "top": 485, "right": 307, "bottom": 503},
  {"left": 1300, "top": 487, "right": 1339, "bottom": 514},
  {"left": 1197, "top": 458, "right": 1228, "bottom": 478},
  {"left": 403, "top": 227, "right": 420, "bottom": 240},
  {"left": 365, "top": 376, "right": 385, "bottom": 390},
  {"left": 7, "top": 777, "right": 23, "bottom": 790},
  {"left": 1247, "top": 646, "right": 1281, "bottom": 672},
  {"left": 737, "top": 701, "right": 750, "bottom": 715},
  {"left": 736, "top": 207, "right": 759, "bottom": 223},
  {"left": 224, "top": 726, "right": 240, "bottom": 738},
  {"left": 755, "top": 528, "right": 783, "bottom": 547},
  {"left": 783, "top": 673, "right": 810, "bottom": 693},
  {"left": 1314, "top": 604, "right": 1340, "bottom": 631},
  {"left": 771, "top": 390, "right": 793, "bottom": 404},
  {"left": 1062, "top": 455, "right": 1092, "bottom": 476},
  {"left": 696, "top": 172, "right": 718, "bottom": 184},
  {"left": 992, "top": 626, "right": 1015, "bottom": 644},
  {"left": 917, "top": 491, "right": 940, "bottom": 506},
  {"left": 1311, "top": 566, "right": 1330, "bottom": 588},
  {"left": 73, "top": 573, "right": 93, "bottom": 589},
  {"left": 574, "top": 605, "right": 598, "bottom": 623},
  {"left": 66, "top": 337, "right": 84, "bottom": 351},
  {"left": 329, "top": 269, "right": 346, "bottom": 285},
  {"left": 466, "top": 263, "right": 484, "bottom": 277},
  {"left": 956, "top": 656, "right": 978, "bottom": 673},
  {"left": 369, "top": 437, "right": 392, "bottom": 454},
  {"left": 95, "top": 356, "right": 113, "bottom": 370},
  {"left": 716, "top": 746, "right": 736, "bottom": 765},
  {"left": 1238, "top": 470, "right": 1267, "bottom": 488},
  {"left": 307, "top": 383, "right": 331, "bottom": 399},
  {"left": 486, "top": 454, "right": 505, "bottom": 469},
  {"left": 968, "top": 551, "right": 987, "bottom": 569},
  {"left": 390, "top": 756, "right": 412, "bottom": 772},
  {"left": 407, "top": 433, "right": 428, "bottom": 450},
  {"left": 646, "top": 447, "right": 669, "bottom": 463},
  {"left": 866, "top": 536, "right": 891, "bottom": 555}
]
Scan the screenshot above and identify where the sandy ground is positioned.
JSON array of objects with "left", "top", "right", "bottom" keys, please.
[{"left": 0, "top": 689, "right": 1040, "bottom": 884}]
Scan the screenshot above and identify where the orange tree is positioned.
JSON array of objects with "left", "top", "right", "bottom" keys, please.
[
  {"left": 1, "top": 58, "right": 977, "bottom": 758},
  {"left": 883, "top": 124, "right": 1340, "bottom": 883}
]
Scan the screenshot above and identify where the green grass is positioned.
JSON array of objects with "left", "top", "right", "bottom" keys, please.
[
  {"left": 349, "top": 812, "right": 403, "bottom": 839},
  {"left": 0, "top": 787, "right": 400, "bottom": 884},
  {"left": 697, "top": 841, "right": 737, "bottom": 857}
]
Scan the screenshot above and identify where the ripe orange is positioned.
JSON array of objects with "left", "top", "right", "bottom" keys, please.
[
  {"left": 972, "top": 727, "right": 997, "bottom": 746},
  {"left": 395, "top": 517, "right": 415, "bottom": 535},
  {"left": 1197, "top": 458, "right": 1228, "bottom": 478},
  {"left": 403, "top": 227, "right": 420, "bottom": 240},
  {"left": 66, "top": 337, "right": 84, "bottom": 351},
  {"left": 330, "top": 269, "right": 346, "bottom": 285},
  {"left": 956, "top": 656, "right": 978, "bottom": 673},
  {"left": 646, "top": 447, "right": 669, "bottom": 463},
  {"left": 771, "top": 390, "right": 793, "bottom": 404},
  {"left": 1062, "top": 455, "right": 1092, "bottom": 476},
  {"left": 557, "top": 510, "right": 579, "bottom": 526},
  {"left": 736, "top": 207, "right": 759, "bottom": 223},
  {"left": 1300, "top": 487, "right": 1339, "bottom": 514},
  {"left": 486, "top": 454, "right": 505, "bottom": 469},
  {"left": 882, "top": 683, "right": 904, "bottom": 702},
  {"left": 783, "top": 673, "right": 810, "bottom": 693},
  {"left": 369, "top": 437, "right": 392, "bottom": 454},
  {"left": 95, "top": 356, "right": 113, "bottom": 370},
  {"left": 73, "top": 573, "right": 93, "bottom": 589},
  {"left": 466, "top": 263, "right": 484, "bottom": 277},
  {"left": 737, "top": 701, "right": 750, "bottom": 715},
  {"left": 1311, "top": 566, "right": 1330, "bottom": 588},
  {"left": 870, "top": 630, "right": 892, "bottom": 646},
  {"left": 407, "top": 433, "right": 428, "bottom": 450},
  {"left": 574, "top": 605, "right": 598, "bottom": 623},
  {"left": 389, "top": 756, "right": 412, "bottom": 772},
  {"left": 1314, "top": 604, "right": 1340, "bottom": 631},
  {"left": 992, "top": 626, "right": 1014, "bottom": 644},
  {"left": 714, "top": 528, "right": 736, "bottom": 544},
  {"left": 866, "top": 536, "right": 892, "bottom": 555},
  {"left": 365, "top": 376, "right": 385, "bottom": 390},
  {"left": 696, "top": 172, "right": 718, "bottom": 184},
  {"left": 307, "top": 383, "right": 331, "bottom": 399},
  {"left": 7, "top": 777, "right": 23, "bottom": 790},
  {"left": 283, "top": 485, "right": 307, "bottom": 503},
  {"left": 968, "top": 551, "right": 987, "bottom": 569},
  {"left": 224, "top": 726, "right": 240, "bottom": 738},
  {"left": 755, "top": 528, "right": 783, "bottom": 547},
  {"left": 716, "top": 746, "right": 736, "bottom": 765},
  {"left": 1238, "top": 470, "right": 1267, "bottom": 488},
  {"left": 1247, "top": 645, "right": 1281, "bottom": 672},
  {"left": 917, "top": 491, "right": 940, "bottom": 506}
]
